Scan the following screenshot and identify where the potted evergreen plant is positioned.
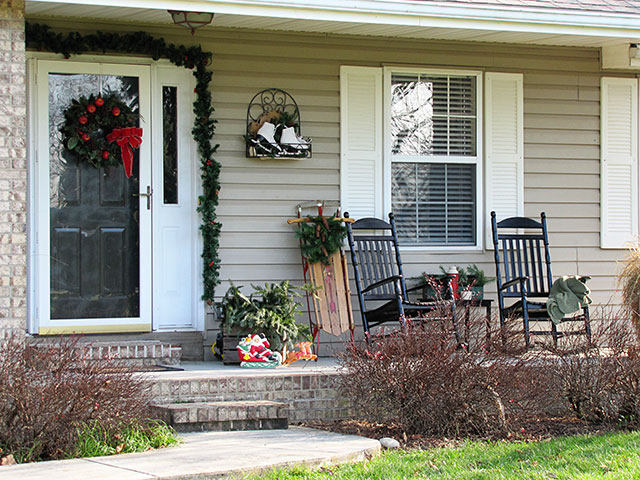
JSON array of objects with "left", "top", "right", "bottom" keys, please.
[
  {"left": 414, "top": 265, "right": 493, "bottom": 302},
  {"left": 220, "top": 281, "right": 311, "bottom": 364},
  {"left": 459, "top": 264, "right": 494, "bottom": 301}
]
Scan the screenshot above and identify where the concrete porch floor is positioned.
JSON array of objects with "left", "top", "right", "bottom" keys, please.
[{"left": 144, "top": 358, "right": 341, "bottom": 380}]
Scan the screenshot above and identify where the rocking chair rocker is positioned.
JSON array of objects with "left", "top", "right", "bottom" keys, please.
[
  {"left": 490, "top": 211, "right": 591, "bottom": 347},
  {"left": 345, "top": 212, "right": 460, "bottom": 343}
]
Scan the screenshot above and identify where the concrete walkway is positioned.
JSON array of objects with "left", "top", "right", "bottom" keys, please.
[{"left": 0, "top": 427, "right": 381, "bottom": 480}]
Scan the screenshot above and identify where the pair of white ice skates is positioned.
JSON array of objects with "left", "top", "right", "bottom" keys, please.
[{"left": 250, "top": 121, "right": 310, "bottom": 156}]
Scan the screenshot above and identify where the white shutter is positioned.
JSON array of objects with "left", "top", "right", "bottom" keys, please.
[
  {"left": 601, "top": 77, "right": 638, "bottom": 249},
  {"left": 340, "top": 66, "right": 383, "bottom": 220},
  {"left": 485, "top": 72, "right": 524, "bottom": 247}
]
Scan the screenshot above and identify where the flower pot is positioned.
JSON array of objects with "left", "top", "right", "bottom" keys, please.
[
  {"left": 459, "top": 286, "right": 484, "bottom": 302},
  {"left": 470, "top": 286, "right": 484, "bottom": 301}
]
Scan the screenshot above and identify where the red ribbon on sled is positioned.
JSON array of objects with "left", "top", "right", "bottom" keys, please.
[{"left": 107, "top": 127, "right": 143, "bottom": 178}]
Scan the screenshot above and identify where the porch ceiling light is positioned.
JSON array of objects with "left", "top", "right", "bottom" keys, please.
[{"left": 168, "top": 10, "right": 214, "bottom": 34}]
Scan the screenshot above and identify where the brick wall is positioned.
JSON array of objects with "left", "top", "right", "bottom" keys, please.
[
  {"left": 0, "top": 0, "right": 26, "bottom": 339},
  {"left": 149, "top": 372, "right": 354, "bottom": 423}
]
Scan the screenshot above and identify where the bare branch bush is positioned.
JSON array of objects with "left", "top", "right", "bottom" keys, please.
[
  {"left": 0, "top": 336, "right": 152, "bottom": 462},
  {"left": 545, "top": 307, "right": 640, "bottom": 427},
  {"left": 338, "top": 304, "right": 542, "bottom": 437}
]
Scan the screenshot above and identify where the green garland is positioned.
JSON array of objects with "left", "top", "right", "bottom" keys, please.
[
  {"left": 296, "top": 215, "right": 348, "bottom": 265},
  {"left": 26, "top": 22, "right": 221, "bottom": 303},
  {"left": 60, "top": 93, "right": 138, "bottom": 169}
]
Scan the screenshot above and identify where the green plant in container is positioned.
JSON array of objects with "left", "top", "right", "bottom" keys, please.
[
  {"left": 222, "top": 281, "right": 311, "bottom": 353},
  {"left": 413, "top": 265, "right": 493, "bottom": 302},
  {"left": 460, "top": 264, "right": 494, "bottom": 301}
]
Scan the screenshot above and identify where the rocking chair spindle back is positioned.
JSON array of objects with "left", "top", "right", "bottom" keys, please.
[
  {"left": 490, "top": 211, "right": 591, "bottom": 347},
  {"left": 492, "top": 214, "right": 553, "bottom": 300},
  {"left": 346, "top": 213, "right": 460, "bottom": 344}
]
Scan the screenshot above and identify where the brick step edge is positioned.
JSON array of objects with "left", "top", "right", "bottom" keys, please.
[
  {"left": 151, "top": 400, "right": 289, "bottom": 432},
  {"left": 79, "top": 343, "right": 182, "bottom": 361},
  {"left": 34, "top": 341, "right": 182, "bottom": 364}
]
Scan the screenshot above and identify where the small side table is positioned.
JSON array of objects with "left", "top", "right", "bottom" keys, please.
[{"left": 459, "top": 298, "right": 493, "bottom": 346}]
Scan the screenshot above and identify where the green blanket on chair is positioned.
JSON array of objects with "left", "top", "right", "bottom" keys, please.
[{"left": 546, "top": 275, "right": 592, "bottom": 324}]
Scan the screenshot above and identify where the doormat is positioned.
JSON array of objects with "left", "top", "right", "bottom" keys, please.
[
  {"left": 135, "top": 365, "right": 184, "bottom": 373},
  {"left": 85, "top": 364, "right": 185, "bottom": 374}
]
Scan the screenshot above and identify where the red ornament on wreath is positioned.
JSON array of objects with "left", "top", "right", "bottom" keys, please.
[{"left": 60, "top": 93, "right": 142, "bottom": 177}]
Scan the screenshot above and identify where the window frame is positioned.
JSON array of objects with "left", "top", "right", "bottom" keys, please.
[{"left": 382, "top": 67, "right": 484, "bottom": 251}]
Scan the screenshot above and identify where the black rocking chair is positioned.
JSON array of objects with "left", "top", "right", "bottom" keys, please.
[
  {"left": 490, "top": 211, "right": 591, "bottom": 347},
  {"left": 345, "top": 212, "right": 460, "bottom": 343}
]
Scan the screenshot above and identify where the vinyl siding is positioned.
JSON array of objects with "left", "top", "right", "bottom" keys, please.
[{"left": 28, "top": 20, "right": 632, "bottom": 346}]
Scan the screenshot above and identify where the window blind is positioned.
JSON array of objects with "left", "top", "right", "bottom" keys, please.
[
  {"left": 392, "top": 163, "right": 476, "bottom": 245},
  {"left": 390, "top": 74, "right": 476, "bottom": 156}
]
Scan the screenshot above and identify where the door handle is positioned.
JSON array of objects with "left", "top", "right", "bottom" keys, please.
[{"left": 133, "top": 185, "right": 152, "bottom": 210}]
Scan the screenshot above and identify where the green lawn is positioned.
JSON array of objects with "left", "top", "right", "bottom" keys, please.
[{"left": 243, "top": 431, "right": 640, "bottom": 480}]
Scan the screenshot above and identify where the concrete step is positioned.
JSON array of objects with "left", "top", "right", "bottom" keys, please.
[{"left": 151, "top": 400, "right": 289, "bottom": 433}]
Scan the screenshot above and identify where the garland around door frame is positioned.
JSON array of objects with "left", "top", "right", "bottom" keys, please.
[{"left": 26, "top": 23, "right": 221, "bottom": 303}]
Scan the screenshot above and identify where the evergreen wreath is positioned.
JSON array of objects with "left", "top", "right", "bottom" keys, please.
[
  {"left": 296, "top": 215, "right": 348, "bottom": 265},
  {"left": 60, "top": 93, "right": 139, "bottom": 170},
  {"left": 26, "top": 23, "right": 221, "bottom": 303}
]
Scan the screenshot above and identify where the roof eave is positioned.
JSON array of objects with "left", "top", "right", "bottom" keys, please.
[{"left": 28, "top": 0, "right": 640, "bottom": 40}]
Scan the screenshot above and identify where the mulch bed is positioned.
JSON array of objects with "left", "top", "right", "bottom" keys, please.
[{"left": 301, "top": 417, "right": 616, "bottom": 449}]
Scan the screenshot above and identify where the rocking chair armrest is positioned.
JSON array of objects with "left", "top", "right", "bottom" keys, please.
[
  {"left": 362, "top": 275, "right": 403, "bottom": 294},
  {"left": 501, "top": 276, "right": 528, "bottom": 291}
]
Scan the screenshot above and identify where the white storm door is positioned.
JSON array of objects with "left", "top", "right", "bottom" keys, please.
[
  {"left": 35, "top": 60, "right": 152, "bottom": 334},
  {"left": 152, "top": 65, "right": 201, "bottom": 330}
]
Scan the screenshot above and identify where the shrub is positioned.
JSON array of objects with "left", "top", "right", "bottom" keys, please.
[
  {"left": 338, "top": 311, "right": 535, "bottom": 437},
  {"left": 619, "top": 243, "right": 640, "bottom": 339},
  {"left": 340, "top": 300, "right": 640, "bottom": 437},
  {"left": 0, "top": 336, "right": 152, "bottom": 462},
  {"left": 547, "top": 311, "right": 640, "bottom": 427}
]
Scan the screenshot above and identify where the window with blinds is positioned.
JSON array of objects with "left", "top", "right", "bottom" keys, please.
[
  {"left": 390, "top": 74, "right": 476, "bottom": 156},
  {"left": 392, "top": 163, "right": 476, "bottom": 245},
  {"left": 389, "top": 72, "right": 479, "bottom": 247}
]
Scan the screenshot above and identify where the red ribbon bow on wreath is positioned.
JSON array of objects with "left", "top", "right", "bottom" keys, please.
[{"left": 107, "top": 127, "right": 143, "bottom": 178}]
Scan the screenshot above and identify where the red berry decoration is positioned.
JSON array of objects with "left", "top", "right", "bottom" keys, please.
[{"left": 60, "top": 93, "right": 140, "bottom": 171}]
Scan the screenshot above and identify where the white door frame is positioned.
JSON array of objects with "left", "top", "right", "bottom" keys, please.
[
  {"left": 31, "top": 59, "right": 153, "bottom": 334},
  {"left": 151, "top": 64, "right": 203, "bottom": 332}
]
